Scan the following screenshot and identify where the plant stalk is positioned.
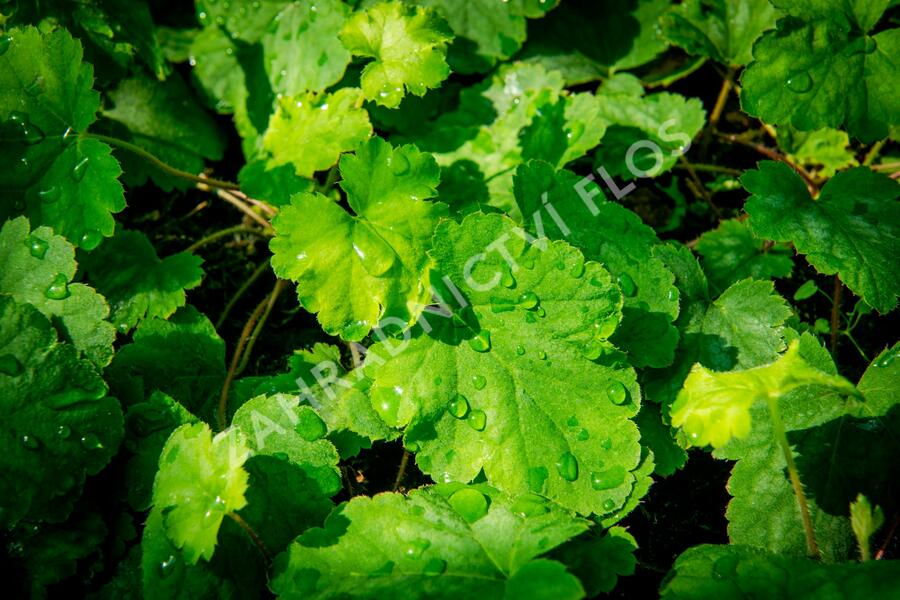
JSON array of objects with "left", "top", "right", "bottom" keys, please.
[
  {"left": 227, "top": 512, "right": 271, "bottom": 561},
  {"left": 830, "top": 275, "right": 843, "bottom": 358},
  {"left": 185, "top": 225, "right": 269, "bottom": 254}
]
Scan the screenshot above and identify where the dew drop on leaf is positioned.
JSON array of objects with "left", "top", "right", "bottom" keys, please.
[
  {"left": 467, "top": 409, "right": 486, "bottom": 431},
  {"left": 591, "top": 465, "right": 626, "bottom": 490},
  {"left": 71, "top": 155, "right": 90, "bottom": 182},
  {"left": 537, "top": 350, "right": 547, "bottom": 360},
  {"left": 600, "top": 437, "right": 613, "bottom": 450},
  {"left": 0, "top": 354, "right": 24, "bottom": 376},
  {"left": 44, "top": 273, "right": 70, "bottom": 300},
  {"left": 57, "top": 425, "right": 71, "bottom": 439},
  {"left": 500, "top": 268, "right": 516, "bottom": 288},
  {"left": 527, "top": 466, "right": 548, "bottom": 493},
  {"left": 448, "top": 394, "right": 469, "bottom": 419},
  {"left": 80, "top": 433, "right": 104, "bottom": 450},
  {"left": 555, "top": 451, "right": 578, "bottom": 481},
  {"left": 372, "top": 386, "right": 402, "bottom": 424},
  {"left": 158, "top": 555, "right": 177, "bottom": 579},
  {"left": 510, "top": 493, "right": 549, "bottom": 517},
  {"left": 472, "top": 374, "right": 486, "bottom": 390},
  {"left": 786, "top": 71, "right": 813, "bottom": 93},
  {"left": 423, "top": 557, "right": 446, "bottom": 576},
  {"left": 24, "top": 75, "right": 44, "bottom": 96},
  {"left": 616, "top": 273, "right": 637, "bottom": 297},
  {"left": 447, "top": 488, "right": 488, "bottom": 523},
  {"left": 352, "top": 225, "right": 397, "bottom": 276},
  {"left": 404, "top": 537, "right": 431, "bottom": 559},
  {"left": 467, "top": 330, "right": 491, "bottom": 352},
  {"left": 606, "top": 381, "right": 628, "bottom": 405},
  {"left": 517, "top": 291, "right": 538, "bottom": 309},
  {"left": 20, "top": 435, "right": 40, "bottom": 451},
  {"left": 515, "top": 344, "right": 525, "bottom": 355},
  {"left": 0, "top": 34, "right": 11, "bottom": 56},
  {"left": 80, "top": 229, "right": 102, "bottom": 250},
  {"left": 576, "top": 428, "right": 590, "bottom": 441},
  {"left": 489, "top": 296, "right": 515, "bottom": 313},
  {"left": 566, "top": 415, "right": 579, "bottom": 428},
  {"left": 38, "top": 185, "right": 61, "bottom": 204},
  {"left": 25, "top": 235, "right": 49, "bottom": 259},
  {"left": 390, "top": 151, "right": 411, "bottom": 176},
  {"left": 602, "top": 498, "right": 616, "bottom": 512}
]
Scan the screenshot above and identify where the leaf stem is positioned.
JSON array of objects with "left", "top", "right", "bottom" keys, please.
[
  {"left": 185, "top": 225, "right": 270, "bottom": 254},
  {"left": 216, "top": 261, "right": 271, "bottom": 330},
  {"left": 82, "top": 132, "right": 241, "bottom": 190},
  {"left": 875, "top": 514, "right": 900, "bottom": 560},
  {"left": 862, "top": 140, "right": 886, "bottom": 166},
  {"left": 674, "top": 163, "right": 743, "bottom": 177},
  {"left": 200, "top": 186, "right": 274, "bottom": 230},
  {"left": 393, "top": 449, "right": 411, "bottom": 492},
  {"left": 218, "top": 291, "right": 272, "bottom": 429},
  {"left": 766, "top": 394, "right": 820, "bottom": 559},
  {"left": 678, "top": 155, "right": 723, "bottom": 219},
  {"left": 709, "top": 68, "right": 735, "bottom": 130},
  {"left": 236, "top": 280, "right": 285, "bottom": 375},
  {"left": 830, "top": 275, "right": 843, "bottom": 358},
  {"left": 715, "top": 132, "right": 818, "bottom": 194},
  {"left": 227, "top": 512, "right": 271, "bottom": 562}
]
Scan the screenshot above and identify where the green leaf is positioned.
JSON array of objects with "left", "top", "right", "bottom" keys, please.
[
  {"left": 671, "top": 340, "right": 859, "bottom": 448},
  {"left": 513, "top": 161, "right": 680, "bottom": 368},
  {"left": 643, "top": 247, "right": 794, "bottom": 407},
  {"left": 271, "top": 484, "right": 588, "bottom": 599},
  {"left": 0, "top": 216, "right": 115, "bottom": 366},
  {"left": 661, "top": 544, "right": 900, "bottom": 599},
  {"left": 263, "top": 88, "right": 372, "bottom": 177},
  {"left": 0, "top": 296, "right": 123, "bottom": 527},
  {"left": 0, "top": 26, "right": 125, "bottom": 248},
  {"left": 99, "top": 74, "right": 226, "bottom": 191},
  {"left": 152, "top": 422, "right": 251, "bottom": 564},
  {"left": 81, "top": 230, "right": 204, "bottom": 333},
  {"left": 364, "top": 213, "right": 643, "bottom": 516},
  {"left": 635, "top": 404, "right": 688, "bottom": 476},
  {"left": 262, "top": 0, "right": 351, "bottom": 96},
  {"left": 419, "top": 0, "right": 558, "bottom": 73},
  {"left": 196, "top": 0, "right": 290, "bottom": 43},
  {"left": 661, "top": 0, "right": 780, "bottom": 66},
  {"left": 743, "top": 161, "right": 900, "bottom": 313},
  {"left": 521, "top": 0, "right": 671, "bottom": 83},
  {"left": 850, "top": 494, "right": 885, "bottom": 561},
  {"left": 106, "top": 306, "right": 225, "bottom": 418},
  {"left": 339, "top": 2, "right": 453, "bottom": 108},
  {"left": 591, "top": 74, "right": 707, "bottom": 180},
  {"left": 740, "top": 4, "right": 900, "bottom": 141},
  {"left": 270, "top": 137, "right": 447, "bottom": 340},
  {"left": 238, "top": 160, "right": 316, "bottom": 207},
  {"left": 778, "top": 127, "right": 859, "bottom": 178},
  {"left": 232, "top": 394, "right": 342, "bottom": 496},
  {"left": 695, "top": 218, "right": 793, "bottom": 294},
  {"left": 551, "top": 527, "right": 637, "bottom": 596}
]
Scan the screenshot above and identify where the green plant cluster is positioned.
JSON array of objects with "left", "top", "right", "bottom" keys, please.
[{"left": 1, "top": 0, "right": 899, "bottom": 598}]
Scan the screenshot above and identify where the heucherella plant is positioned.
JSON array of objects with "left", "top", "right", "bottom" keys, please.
[{"left": 0, "top": 1, "right": 898, "bottom": 598}]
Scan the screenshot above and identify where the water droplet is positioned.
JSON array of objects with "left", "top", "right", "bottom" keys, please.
[
  {"left": 617, "top": 273, "right": 637, "bottom": 297},
  {"left": 875, "top": 348, "right": 899, "bottom": 367},
  {"left": 786, "top": 71, "right": 813, "bottom": 93},
  {"left": 57, "top": 425, "right": 71, "bottom": 438},
  {"left": 13, "top": 157, "right": 29, "bottom": 176},
  {"left": 448, "top": 488, "right": 488, "bottom": 522},
  {"left": 515, "top": 344, "right": 525, "bottom": 356},
  {"left": 21, "top": 435, "right": 40, "bottom": 450},
  {"left": 570, "top": 261, "right": 585, "bottom": 278},
  {"left": 404, "top": 538, "right": 431, "bottom": 559},
  {"left": 500, "top": 269, "right": 516, "bottom": 288},
  {"left": 600, "top": 437, "right": 613, "bottom": 450},
  {"left": 567, "top": 121, "right": 585, "bottom": 141},
  {"left": 372, "top": 386, "right": 402, "bottom": 424},
  {"left": 390, "top": 152, "right": 411, "bottom": 176},
  {"left": 295, "top": 410, "right": 327, "bottom": 441},
  {"left": 537, "top": 350, "right": 547, "bottom": 360},
  {"left": 467, "top": 330, "right": 491, "bottom": 352},
  {"left": 536, "top": 306, "right": 546, "bottom": 317},
  {"left": 522, "top": 256, "right": 535, "bottom": 270},
  {"left": 352, "top": 225, "right": 396, "bottom": 276},
  {"left": 606, "top": 381, "right": 628, "bottom": 405},
  {"left": 602, "top": 498, "right": 616, "bottom": 512},
  {"left": 527, "top": 466, "right": 549, "bottom": 493},
  {"left": 472, "top": 375, "right": 486, "bottom": 390},
  {"left": 511, "top": 493, "right": 549, "bottom": 517},
  {"left": 423, "top": 557, "right": 446, "bottom": 576},
  {"left": 38, "top": 185, "right": 60, "bottom": 204},
  {"left": 24, "top": 75, "right": 44, "bottom": 96},
  {"left": 583, "top": 341, "right": 603, "bottom": 360},
  {"left": 71, "top": 155, "right": 90, "bottom": 181},
  {"left": 517, "top": 291, "right": 538, "bottom": 309},
  {"left": 593, "top": 313, "right": 618, "bottom": 339},
  {"left": 45, "top": 273, "right": 70, "bottom": 300},
  {"left": 576, "top": 428, "right": 590, "bottom": 441},
  {"left": 555, "top": 452, "right": 578, "bottom": 481},
  {"left": 158, "top": 555, "right": 177, "bottom": 579},
  {"left": 80, "top": 433, "right": 104, "bottom": 450},
  {"left": 591, "top": 465, "right": 626, "bottom": 490},
  {"left": 0, "top": 34, "right": 11, "bottom": 56},
  {"left": 467, "top": 409, "right": 486, "bottom": 431},
  {"left": 0, "top": 354, "right": 24, "bottom": 376},
  {"left": 79, "top": 229, "right": 102, "bottom": 250},
  {"left": 566, "top": 416, "right": 579, "bottom": 427},
  {"left": 448, "top": 394, "right": 469, "bottom": 419}
]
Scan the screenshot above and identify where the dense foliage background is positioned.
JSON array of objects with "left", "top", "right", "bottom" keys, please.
[{"left": 1, "top": 0, "right": 899, "bottom": 598}]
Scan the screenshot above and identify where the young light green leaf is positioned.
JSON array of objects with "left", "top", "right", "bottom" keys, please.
[
  {"left": 695, "top": 218, "right": 793, "bottom": 294},
  {"left": 513, "top": 161, "right": 680, "bottom": 368},
  {"left": 271, "top": 484, "right": 588, "bottom": 599},
  {"left": 263, "top": 0, "right": 350, "bottom": 96},
  {"left": 152, "top": 423, "right": 251, "bottom": 564},
  {"left": 741, "top": 3, "right": 900, "bottom": 141},
  {"left": 364, "top": 213, "right": 643, "bottom": 516},
  {"left": 661, "top": 0, "right": 780, "bottom": 66},
  {"left": 270, "top": 137, "right": 447, "bottom": 340},
  {"left": 743, "top": 162, "right": 900, "bottom": 313},
  {"left": 779, "top": 127, "right": 859, "bottom": 178},
  {"left": 0, "top": 27, "right": 125, "bottom": 248},
  {"left": 263, "top": 88, "right": 372, "bottom": 177},
  {"left": 100, "top": 74, "right": 226, "bottom": 190},
  {"left": 661, "top": 544, "right": 900, "bottom": 599},
  {"left": 196, "top": 0, "right": 290, "bottom": 43},
  {"left": 339, "top": 2, "right": 453, "bottom": 108},
  {"left": 80, "top": 229, "right": 204, "bottom": 333},
  {"left": 850, "top": 494, "right": 885, "bottom": 561},
  {"left": 0, "top": 296, "right": 123, "bottom": 527},
  {"left": 672, "top": 340, "right": 859, "bottom": 448},
  {"left": 0, "top": 216, "right": 115, "bottom": 366}
]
